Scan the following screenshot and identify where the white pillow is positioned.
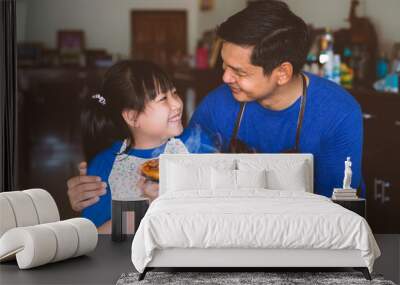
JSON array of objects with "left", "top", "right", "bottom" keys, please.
[
  {"left": 211, "top": 168, "right": 236, "bottom": 190},
  {"left": 266, "top": 164, "right": 308, "bottom": 191},
  {"left": 211, "top": 169, "right": 267, "bottom": 190},
  {"left": 167, "top": 162, "right": 211, "bottom": 191},
  {"left": 236, "top": 169, "right": 267, "bottom": 189},
  {"left": 238, "top": 159, "right": 309, "bottom": 192}
]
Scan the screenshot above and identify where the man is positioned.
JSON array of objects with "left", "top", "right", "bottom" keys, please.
[{"left": 67, "top": 0, "right": 363, "bottom": 213}]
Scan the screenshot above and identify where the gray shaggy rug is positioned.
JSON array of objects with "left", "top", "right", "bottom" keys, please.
[{"left": 116, "top": 271, "right": 396, "bottom": 285}]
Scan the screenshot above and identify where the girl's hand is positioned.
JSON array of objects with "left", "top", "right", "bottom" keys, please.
[{"left": 137, "top": 177, "right": 159, "bottom": 202}]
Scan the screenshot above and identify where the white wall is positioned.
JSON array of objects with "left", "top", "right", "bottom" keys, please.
[
  {"left": 283, "top": 0, "right": 400, "bottom": 54},
  {"left": 364, "top": 0, "right": 400, "bottom": 55},
  {"left": 284, "top": 0, "right": 359, "bottom": 30},
  {"left": 23, "top": 0, "right": 199, "bottom": 56},
  {"left": 20, "top": 0, "right": 246, "bottom": 56},
  {"left": 197, "top": 0, "right": 247, "bottom": 38},
  {"left": 18, "top": 0, "right": 400, "bottom": 56}
]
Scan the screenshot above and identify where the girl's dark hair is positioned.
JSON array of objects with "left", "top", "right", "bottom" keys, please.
[
  {"left": 81, "top": 60, "right": 175, "bottom": 161},
  {"left": 217, "top": 0, "right": 310, "bottom": 75}
]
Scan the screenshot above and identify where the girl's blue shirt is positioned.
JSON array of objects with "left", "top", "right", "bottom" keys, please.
[{"left": 82, "top": 126, "right": 217, "bottom": 227}]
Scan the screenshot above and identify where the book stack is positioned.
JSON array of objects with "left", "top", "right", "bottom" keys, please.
[{"left": 332, "top": 188, "right": 358, "bottom": 200}]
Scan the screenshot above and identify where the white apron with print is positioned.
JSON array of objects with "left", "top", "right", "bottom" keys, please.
[{"left": 109, "top": 138, "right": 189, "bottom": 201}]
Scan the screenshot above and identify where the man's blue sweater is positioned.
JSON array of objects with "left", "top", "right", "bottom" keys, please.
[{"left": 188, "top": 73, "right": 364, "bottom": 198}]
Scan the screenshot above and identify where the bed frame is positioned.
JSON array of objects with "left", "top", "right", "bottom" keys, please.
[
  {"left": 139, "top": 249, "right": 371, "bottom": 280},
  {"left": 138, "top": 154, "right": 372, "bottom": 281}
]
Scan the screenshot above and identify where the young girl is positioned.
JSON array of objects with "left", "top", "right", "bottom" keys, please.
[{"left": 80, "top": 60, "right": 216, "bottom": 233}]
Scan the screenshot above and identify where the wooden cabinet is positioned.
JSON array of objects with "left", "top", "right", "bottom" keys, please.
[
  {"left": 131, "top": 10, "right": 187, "bottom": 66},
  {"left": 17, "top": 68, "right": 104, "bottom": 219},
  {"left": 350, "top": 89, "right": 400, "bottom": 233}
]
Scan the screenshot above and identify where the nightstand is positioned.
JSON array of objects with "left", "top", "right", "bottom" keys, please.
[{"left": 331, "top": 198, "right": 366, "bottom": 218}]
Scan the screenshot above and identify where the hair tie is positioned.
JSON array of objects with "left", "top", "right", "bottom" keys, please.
[{"left": 92, "top": 94, "right": 106, "bottom": 106}]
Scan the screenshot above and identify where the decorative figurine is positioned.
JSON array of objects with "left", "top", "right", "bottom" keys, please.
[
  {"left": 343, "top": 157, "right": 352, "bottom": 189},
  {"left": 332, "top": 157, "right": 357, "bottom": 199}
]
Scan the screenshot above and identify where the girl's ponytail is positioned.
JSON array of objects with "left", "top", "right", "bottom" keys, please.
[{"left": 80, "top": 92, "right": 119, "bottom": 161}]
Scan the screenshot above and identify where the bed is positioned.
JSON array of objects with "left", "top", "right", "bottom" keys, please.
[{"left": 131, "top": 154, "right": 380, "bottom": 281}]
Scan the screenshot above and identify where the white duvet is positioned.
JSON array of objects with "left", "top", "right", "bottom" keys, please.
[{"left": 131, "top": 190, "right": 380, "bottom": 273}]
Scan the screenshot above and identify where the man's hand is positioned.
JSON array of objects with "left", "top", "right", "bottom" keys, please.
[
  {"left": 137, "top": 177, "right": 159, "bottom": 202},
  {"left": 67, "top": 162, "right": 107, "bottom": 212}
]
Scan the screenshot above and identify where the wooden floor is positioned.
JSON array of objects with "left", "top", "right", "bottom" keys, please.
[
  {"left": 0, "top": 235, "right": 398, "bottom": 284},
  {"left": 373, "top": 235, "right": 400, "bottom": 284}
]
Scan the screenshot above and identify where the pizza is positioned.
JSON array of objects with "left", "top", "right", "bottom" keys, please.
[{"left": 140, "top": 159, "right": 159, "bottom": 181}]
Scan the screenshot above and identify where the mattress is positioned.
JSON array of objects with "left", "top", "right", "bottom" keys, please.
[{"left": 131, "top": 190, "right": 380, "bottom": 273}]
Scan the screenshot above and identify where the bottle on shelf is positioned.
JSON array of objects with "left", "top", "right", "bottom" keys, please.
[
  {"left": 341, "top": 47, "right": 354, "bottom": 88},
  {"left": 376, "top": 52, "right": 389, "bottom": 80},
  {"left": 195, "top": 40, "right": 209, "bottom": 70},
  {"left": 304, "top": 38, "right": 320, "bottom": 75},
  {"left": 319, "top": 28, "right": 337, "bottom": 82},
  {"left": 320, "top": 28, "right": 334, "bottom": 54},
  {"left": 391, "top": 48, "right": 400, "bottom": 74},
  {"left": 332, "top": 54, "right": 341, "bottom": 85},
  {"left": 303, "top": 53, "right": 320, "bottom": 75}
]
